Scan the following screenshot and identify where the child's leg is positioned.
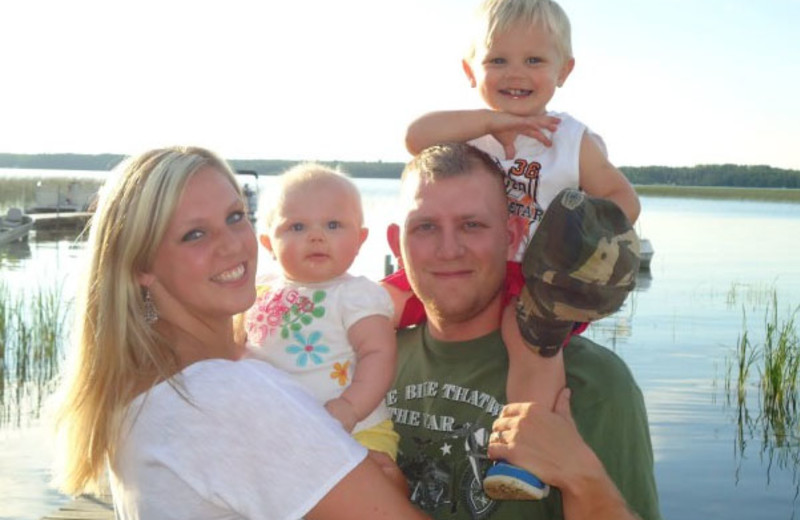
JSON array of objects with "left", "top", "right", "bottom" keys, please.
[
  {"left": 502, "top": 301, "right": 566, "bottom": 407},
  {"left": 368, "top": 450, "right": 409, "bottom": 497},
  {"left": 483, "top": 302, "right": 562, "bottom": 501},
  {"left": 505, "top": 335, "right": 566, "bottom": 409}
]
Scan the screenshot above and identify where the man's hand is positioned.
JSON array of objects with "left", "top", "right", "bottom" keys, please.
[
  {"left": 488, "top": 391, "right": 640, "bottom": 519},
  {"left": 487, "top": 389, "right": 583, "bottom": 488}
]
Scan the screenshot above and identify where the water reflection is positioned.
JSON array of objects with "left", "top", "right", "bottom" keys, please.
[
  {"left": 723, "top": 287, "right": 800, "bottom": 513},
  {"left": 0, "top": 239, "right": 32, "bottom": 262},
  {"left": 636, "top": 270, "right": 653, "bottom": 291},
  {"left": 729, "top": 385, "right": 800, "bottom": 518},
  {"left": 585, "top": 272, "right": 650, "bottom": 349}
]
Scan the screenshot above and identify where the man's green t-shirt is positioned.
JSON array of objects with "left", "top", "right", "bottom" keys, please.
[{"left": 387, "top": 326, "right": 661, "bottom": 520}]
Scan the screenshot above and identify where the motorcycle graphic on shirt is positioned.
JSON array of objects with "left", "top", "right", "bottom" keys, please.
[{"left": 401, "top": 421, "right": 499, "bottom": 519}]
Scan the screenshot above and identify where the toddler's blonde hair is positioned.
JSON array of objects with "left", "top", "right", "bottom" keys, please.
[{"left": 466, "top": 0, "right": 573, "bottom": 64}]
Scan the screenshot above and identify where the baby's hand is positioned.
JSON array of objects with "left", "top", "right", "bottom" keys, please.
[
  {"left": 325, "top": 397, "right": 359, "bottom": 433},
  {"left": 487, "top": 113, "right": 561, "bottom": 159}
]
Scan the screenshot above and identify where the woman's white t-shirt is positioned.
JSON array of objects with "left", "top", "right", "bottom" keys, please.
[{"left": 109, "top": 358, "right": 367, "bottom": 520}]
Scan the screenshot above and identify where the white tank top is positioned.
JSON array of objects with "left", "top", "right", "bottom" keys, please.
[{"left": 469, "top": 111, "right": 606, "bottom": 260}]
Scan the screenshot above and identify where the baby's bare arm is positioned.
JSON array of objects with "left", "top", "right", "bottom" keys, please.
[
  {"left": 325, "top": 315, "right": 396, "bottom": 432},
  {"left": 406, "top": 110, "right": 561, "bottom": 159}
]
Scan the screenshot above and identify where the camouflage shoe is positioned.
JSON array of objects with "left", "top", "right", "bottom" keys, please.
[{"left": 516, "top": 188, "right": 641, "bottom": 357}]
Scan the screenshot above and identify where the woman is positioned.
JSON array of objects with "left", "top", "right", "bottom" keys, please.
[{"left": 52, "top": 146, "right": 427, "bottom": 520}]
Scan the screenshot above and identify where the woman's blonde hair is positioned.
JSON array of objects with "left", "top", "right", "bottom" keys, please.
[{"left": 52, "top": 146, "right": 242, "bottom": 494}]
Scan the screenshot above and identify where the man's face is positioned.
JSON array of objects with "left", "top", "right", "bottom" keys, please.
[{"left": 396, "top": 167, "right": 516, "bottom": 331}]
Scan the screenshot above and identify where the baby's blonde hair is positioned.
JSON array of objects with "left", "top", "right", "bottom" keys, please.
[
  {"left": 466, "top": 0, "right": 573, "bottom": 63},
  {"left": 260, "top": 162, "right": 364, "bottom": 234}
]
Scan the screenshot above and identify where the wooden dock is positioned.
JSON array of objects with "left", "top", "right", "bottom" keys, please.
[
  {"left": 30, "top": 212, "right": 92, "bottom": 232},
  {"left": 41, "top": 493, "right": 113, "bottom": 520}
]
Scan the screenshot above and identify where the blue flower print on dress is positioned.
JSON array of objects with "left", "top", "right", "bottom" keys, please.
[{"left": 286, "top": 330, "right": 330, "bottom": 367}]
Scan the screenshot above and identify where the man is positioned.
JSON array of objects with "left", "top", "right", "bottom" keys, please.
[{"left": 385, "top": 143, "right": 661, "bottom": 519}]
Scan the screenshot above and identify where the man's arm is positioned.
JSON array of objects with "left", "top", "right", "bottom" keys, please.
[{"left": 406, "top": 110, "right": 561, "bottom": 159}]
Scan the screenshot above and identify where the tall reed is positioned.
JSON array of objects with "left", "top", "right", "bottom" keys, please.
[
  {"left": 726, "top": 309, "right": 758, "bottom": 408},
  {"left": 760, "top": 291, "right": 800, "bottom": 440},
  {"left": 725, "top": 286, "right": 800, "bottom": 497},
  {"left": 0, "top": 281, "right": 69, "bottom": 427}
]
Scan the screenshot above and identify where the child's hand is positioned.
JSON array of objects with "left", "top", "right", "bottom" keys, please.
[
  {"left": 325, "top": 397, "right": 359, "bottom": 433},
  {"left": 487, "top": 113, "right": 561, "bottom": 159}
]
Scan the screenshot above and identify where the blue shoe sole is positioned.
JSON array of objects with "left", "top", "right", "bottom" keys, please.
[{"left": 483, "top": 462, "right": 550, "bottom": 500}]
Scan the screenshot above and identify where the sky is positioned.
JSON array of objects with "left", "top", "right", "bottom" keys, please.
[{"left": 1, "top": 0, "right": 799, "bottom": 169}]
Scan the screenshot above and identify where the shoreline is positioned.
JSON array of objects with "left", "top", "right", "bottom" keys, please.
[{"left": 635, "top": 184, "right": 800, "bottom": 202}]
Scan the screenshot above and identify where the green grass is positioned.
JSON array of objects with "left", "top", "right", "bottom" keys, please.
[
  {"left": 0, "top": 281, "right": 69, "bottom": 427},
  {"left": 726, "top": 289, "right": 800, "bottom": 422},
  {"left": 726, "top": 313, "right": 758, "bottom": 408},
  {"left": 725, "top": 286, "right": 800, "bottom": 492},
  {"left": 636, "top": 185, "right": 800, "bottom": 203},
  {"left": 760, "top": 292, "right": 800, "bottom": 433}
]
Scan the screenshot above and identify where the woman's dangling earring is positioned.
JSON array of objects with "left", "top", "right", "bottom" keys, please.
[{"left": 144, "top": 288, "right": 158, "bottom": 325}]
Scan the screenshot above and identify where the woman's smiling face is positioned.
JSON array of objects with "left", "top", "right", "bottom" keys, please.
[{"left": 145, "top": 166, "right": 258, "bottom": 323}]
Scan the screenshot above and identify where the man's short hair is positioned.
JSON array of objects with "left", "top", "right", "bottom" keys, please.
[{"left": 401, "top": 142, "right": 505, "bottom": 191}]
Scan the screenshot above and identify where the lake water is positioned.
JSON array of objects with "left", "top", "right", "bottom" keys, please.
[{"left": 1, "top": 168, "right": 800, "bottom": 519}]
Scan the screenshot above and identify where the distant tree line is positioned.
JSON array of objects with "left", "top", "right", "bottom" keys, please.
[
  {"left": 2, "top": 153, "right": 799, "bottom": 188},
  {"left": 0, "top": 153, "right": 124, "bottom": 171},
  {"left": 0, "top": 153, "right": 406, "bottom": 179},
  {"left": 620, "top": 164, "right": 800, "bottom": 189},
  {"left": 229, "top": 158, "right": 404, "bottom": 179}
]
